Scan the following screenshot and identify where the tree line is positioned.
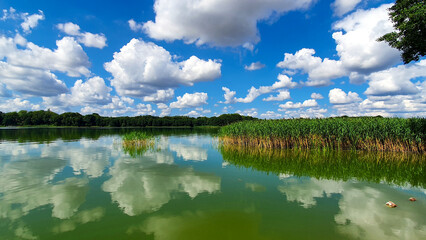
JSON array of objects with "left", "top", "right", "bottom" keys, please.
[{"left": 0, "top": 110, "right": 256, "bottom": 127}]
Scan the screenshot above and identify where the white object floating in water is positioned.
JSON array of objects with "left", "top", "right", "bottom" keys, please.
[{"left": 386, "top": 201, "right": 397, "bottom": 208}]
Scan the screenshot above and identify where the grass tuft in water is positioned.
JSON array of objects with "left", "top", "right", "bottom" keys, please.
[{"left": 122, "top": 131, "right": 155, "bottom": 157}]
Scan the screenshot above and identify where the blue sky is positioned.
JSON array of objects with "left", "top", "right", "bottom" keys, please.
[{"left": 0, "top": 0, "right": 425, "bottom": 118}]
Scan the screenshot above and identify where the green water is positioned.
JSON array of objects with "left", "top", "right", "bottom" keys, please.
[{"left": 0, "top": 128, "right": 425, "bottom": 240}]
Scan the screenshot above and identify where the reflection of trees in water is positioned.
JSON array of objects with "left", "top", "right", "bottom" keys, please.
[
  {"left": 220, "top": 146, "right": 426, "bottom": 187},
  {"left": 0, "top": 127, "right": 218, "bottom": 143}
]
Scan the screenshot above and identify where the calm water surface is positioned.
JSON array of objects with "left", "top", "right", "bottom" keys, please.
[{"left": 0, "top": 128, "right": 425, "bottom": 240}]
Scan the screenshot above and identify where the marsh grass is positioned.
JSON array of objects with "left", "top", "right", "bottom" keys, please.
[
  {"left": 122, "top": 131, "right": 155, "bottom": 157},
  {"left": 219, "top": 117, "right": 425, "bottom": 153},
  {"left": 219, "top": 145, "right": 426, "bottom": 187}
]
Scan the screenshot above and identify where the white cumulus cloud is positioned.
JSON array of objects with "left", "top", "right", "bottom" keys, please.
[
  {"left": 128, "top": 19, "right": 144, "bottom": 32},
  {"left": 57, "top": 22, "right": 107, "bottom": 49},
  {"left": 0, "top": 35, "right": 90, "bottom": 78},
  {"left": 311, "top": 93, "right": 324, "bottom": 99},
  {"left": 170, "top": 92, "right": 208, "bottom": 109},
  {"left": 0, "top": 98, "right": 40, "bottom": 112},
  {"left": 21, "top": 10, "right": 45, "bottom": 33},
  {"left": 263, "top": 90, "right": 291, "bottom": 102},
  {"left": 104, "top": 39, "right": 221, "bottom": 100},
  {"left": 332, "top": 4, "right": 400, "bottom": 76},
  {"left": 279, "top": 99, "right": 318, "bottom": 110},
  {"left": 244, "top": 62, "right": 265, "bottom": 71},
  {"left": 43, "top": 76, "right": 112, "bottom": 109},
  {"left": 143, "top": 0, "right": 316, "bottom": 47},
  {"left": 329, "top": 88, "right": 362, "bottom": 104},
  {"left": 277, "top": 48, "right": 346, "bottom": 86},
  {"left": 364, "top": 60, "right": 425, "bottom": 96},
  {"left": 222, "top": 74, "right": 297, "bottom": 104},
  {"left": 1, "top": 8, "right": 44, "bottom": 33},
  {"left": 277, "top": 4, "right": 402, "bottom": 86},
  {"left": 260, "top": 111, "right": 282, "bottom": 119},
  {"left": 143, "top": 89, "right": 175, "bottom": 103}
]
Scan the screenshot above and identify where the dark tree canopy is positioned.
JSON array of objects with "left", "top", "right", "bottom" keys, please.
[
  {"left": 378, "top": 0, "right": 426, "bottom": 64},
  {"left": 0, "top": 110, "right": 257, "bottom": 127}
]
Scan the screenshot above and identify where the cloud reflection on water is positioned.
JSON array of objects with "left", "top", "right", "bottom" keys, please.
[
  {"left": 102, "top": 150, "right": 220, "bottom": 216},
  {"left": 278, "top": 177, "right": 426, "bottom": 239}
]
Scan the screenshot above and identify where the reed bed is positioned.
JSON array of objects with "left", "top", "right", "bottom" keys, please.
[
  {"left": 219, "top": 117, "right": 425, "bottom": 153},
  {"left": 122, "top": 131, "right": 155, "bottom": 157},
  {"left": 219, "top": 145, "right": 426, "bottom": 187}
]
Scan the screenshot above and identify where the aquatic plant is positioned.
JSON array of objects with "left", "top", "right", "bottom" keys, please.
[
  {"left": 122, "top": 131, "right": 155, "bottom": 157},
  {"left": 219, "top": 145, "right": 426, "bottom": 187},
  {"left": 219, "top": 117, "right": 425, "bottom": 153}
]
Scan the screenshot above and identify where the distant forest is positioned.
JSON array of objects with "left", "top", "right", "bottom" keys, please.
[{"left": 0, "top": 110, "right": 256, "bottom": 127}]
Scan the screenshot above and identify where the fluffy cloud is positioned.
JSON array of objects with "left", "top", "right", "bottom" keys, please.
[
  {"left": 21, "top": 10, "right": 45, "bottom": 33},
  {"left": 244, "top": 62, "right": 265, "bottom": 71},
  {"left": 329, "top": 88, "right": 361, "bottom": 104},
  {"left": 278, "top": 4, "right": 402, "bottom": 86},
  {"left": 57, "top": 22, "right": 107, "bottom": 49},
  {"left": 259, "top": 111, "right": 282, "bottom": 119},
  {"left": 0, "top": 35, "right": 90, "bottom": 78},
  {"left": 222, "top": 87, "right": 237, "bottom": 104},
  {"left": 143, "top": 0, "right": 316, "bottom": 47},
  {"left": 1, "top": 7, "right": 19, "bottom": 20},
  {"left": 278, "top": 99, "right": 318, "bottom": 110},
  {"left": 311, "top": 93, "right": 323, "bottom": 99},
  {"left": 0, "top": 98, "right": 40, "bottom": 112},
  {"left": 277, "top": 48, "right": 346, "bottom": 86},
  {"left": 43, "top": 76, "right": 112, "bottom": 109},
  {"left": 222, "top": 74, "right": 297, "bottom": 104},
  {"left": 333, "top": 86, "right": 426, "bottom": 117},
  {"left": 1, "top": 7, "right": 44, "bottom": 33},
  {"left": 332, "top": 4, "right": 400, "bottom": 76},
  {"left": 104, "top": 39, "right": 221, "bottom": 99},
  {"left": 157, "top": 103, "right": 172, "bottom": 117},
  {"left": 79, "top": 96, "right": 156, "bottom": 117},
  {"left": 143, "top": 89, "right": 175, "bottom": 103},
  {"left": 128, "top": 19, "right": 144, "bottom": 32},
  {"left": 364, "top": 60, "right": 425, "bottom": 96},
  {"left": 331, "top": 0, "right": 361, "bottom": 16},
  {"left": 263, "top": 90, "right": 291, "bottom": 102},
  {"left": 170, "top": 92, "right": 208, "bottom": 109},
  {"left": 235, "top": 108, "right": 258, "bottom": 117},
  {"left": 282, "top": 107, "right": 328, "bottom": 118},
  {"left": 0, "top": 61, "right": 68, "bottom": 96}
]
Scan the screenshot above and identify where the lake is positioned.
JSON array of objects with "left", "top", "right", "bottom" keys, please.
[{"left": 0, "top": 128, "right": 425, "bottom": 240}]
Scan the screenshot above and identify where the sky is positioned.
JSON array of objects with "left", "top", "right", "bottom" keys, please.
[{"left": 0, "top": 0, "right": 425, "bottom": 118}]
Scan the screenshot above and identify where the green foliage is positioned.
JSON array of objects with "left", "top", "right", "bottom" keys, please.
[
  {"left": 122, "top": 131, "right": 153, "bottom": 141},
  {"left": 378, "top": 0, "right": 426, "bottom": 63},
  {"left": 0, "top": 111, "right": 254, "bottom": 127},
  {"left": 220, "top": 146, "right": 426, "bottom": 188},
  {"left": 122, "top": 131, "right": 155, "bottom": 157},
  {"left": 219, "top": 117, "right": 426, "bottom": 152}
]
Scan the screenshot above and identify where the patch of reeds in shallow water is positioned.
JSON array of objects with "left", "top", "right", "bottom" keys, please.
[
  {"left": 219, "top": 117, "right": 425, "bottom": 153},
  {"left": 122, "top": 131, "right": 155, "bottom": 157},
  {"left": 219, "top": 145, "right": 426, "bottom": 188}
]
